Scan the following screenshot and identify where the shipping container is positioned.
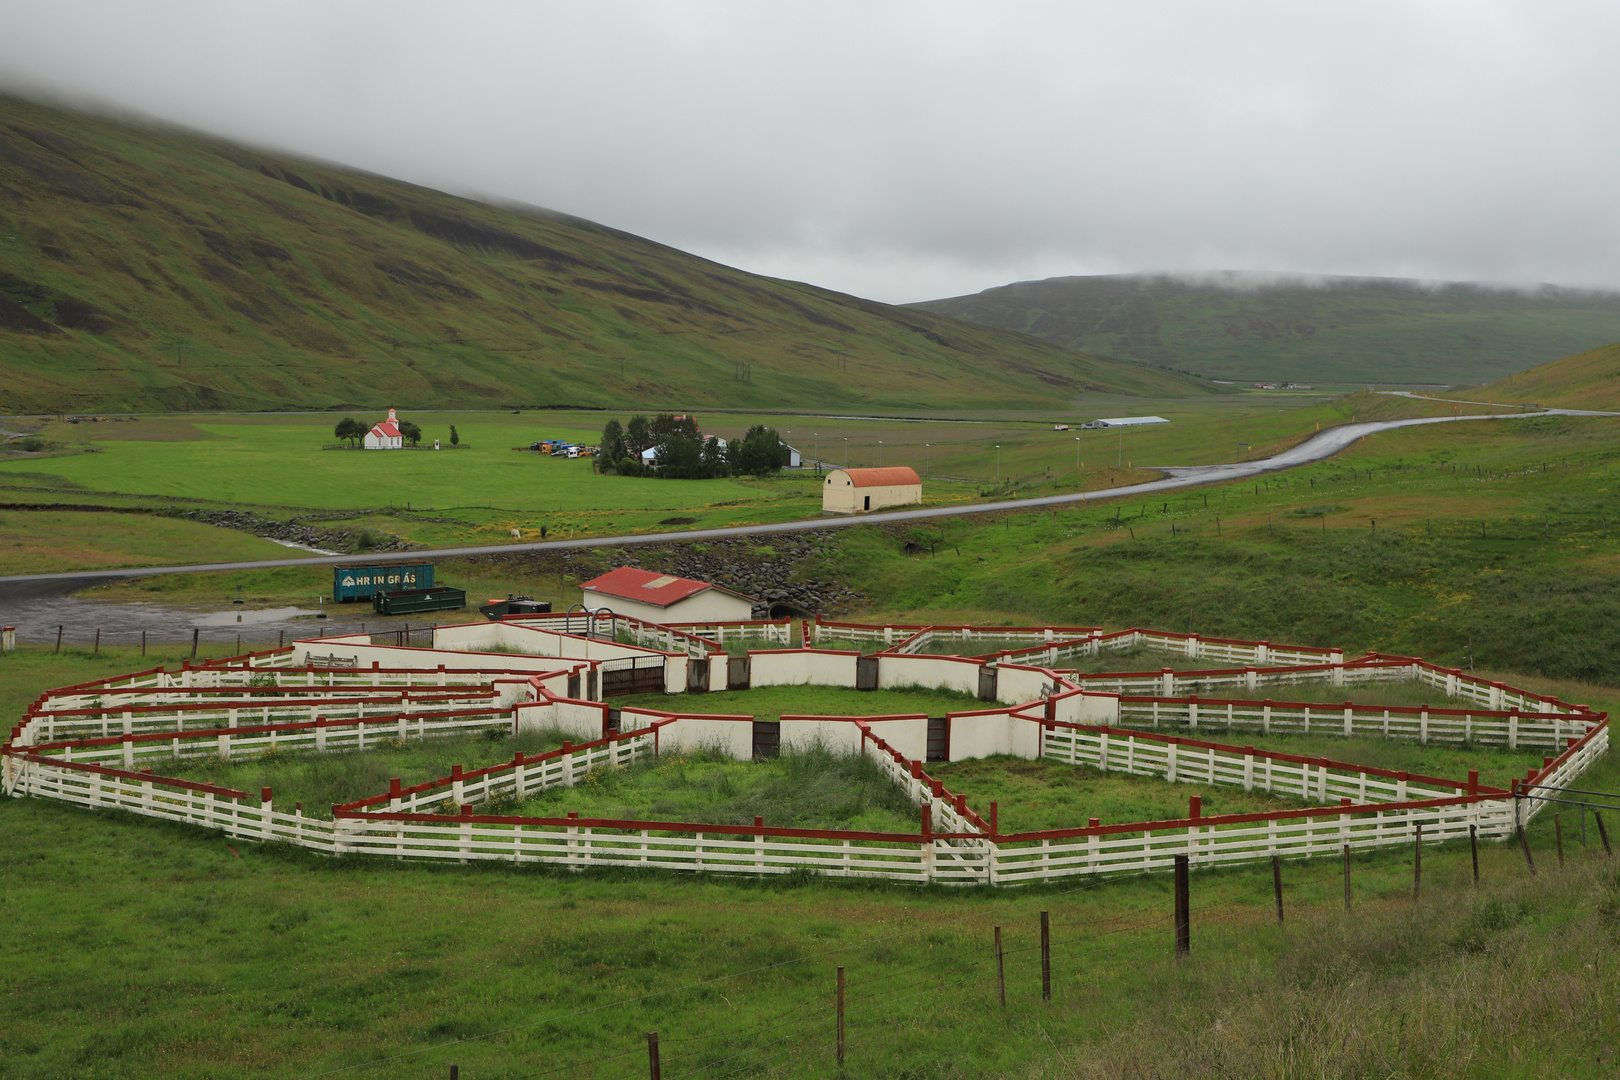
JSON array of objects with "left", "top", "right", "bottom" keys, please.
[
  {"left": 333, "top": 562, "right": 435, "bottom": 602},
  {"left": 372, "top": 586, "right": 467, "bottom": 615}
]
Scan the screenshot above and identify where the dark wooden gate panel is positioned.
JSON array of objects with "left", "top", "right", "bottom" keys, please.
[
  {"left": 978, "top": 665, "right": 998, "bottom": 702},
  {"left": 728, "top": 655, "right": 751, "bottom": 691},
  {"left": 587, "top": 669, "right": 599, "bottom": 700},
  {"left": 567, "top": 672, "right": 580, "bottom": 699},
  {"left": 752, "top": 720, "right": 780, "bottom": 760},
  {"left": 926, "top": 716, "right": 950, "bottom": 762},
  {"left": 686, "top": 658, "right": 710, "bottom": 693},
  {"left": 602, "top": 660, "right": 665, "bottom": 698},
  {"left": 606, "top": 708, "right": 622, "bottom": 735},
  {"left": 856, "top": 655, "right": 879, "bottom": 691}
]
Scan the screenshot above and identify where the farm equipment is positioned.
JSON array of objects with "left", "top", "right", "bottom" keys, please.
[{"left": 479, "top": 595, "right": 553, "bottom": 620}]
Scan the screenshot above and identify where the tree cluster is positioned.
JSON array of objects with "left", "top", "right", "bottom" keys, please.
[{"left": 596, "top": 415, "right": 790, "bottom": 479}]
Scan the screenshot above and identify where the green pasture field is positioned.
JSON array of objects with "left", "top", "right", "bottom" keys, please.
[{"left": 0, "top": 508, "right": 299, "bottom": 573}]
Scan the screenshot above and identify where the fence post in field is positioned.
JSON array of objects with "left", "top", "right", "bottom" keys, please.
[
  {"left": 1555, "top": 813, "right": 1566, "bottom": 868},
  {"left": 836, "top": 966, "right": 846, "bottom": 1066},
  {"left": 449, "top": 1067, "right": 458, "bottom": 1080},
  {"left": 1413, "top": 823, "right": 1422, "bottom": 903},
  {"left": 647, "top": 1031, "right": 661, "bottom": 1080},
  {"left": 1470, "top": 824, "right": 1480, "bottom": 885},
  {"left": 1518, "top": 822, "right": 1537, "bottom": 878},
  {"left": 1040, "top": 911, "right": 1052, "bottom": 1001},
  {"left": 1597, "top": 811, "right": 1614, "bottom": 856},
  {"left": 93, "top": 629, "right": 99, "bottom": 655},
  {"left": 141, "top": 630, "right": 146, "bottom": 657},
  {"left": 1272, "top": 855, "right": 1284, "bottom": 922},
  {"left": 55, "top": 625, "right": 63, "bottom": 653},
  {"left": 1173, "top": 855, "right": 1190, "bottom": 956},
  {"left": 994, "top": 926, "right": 1006, "bottom": 1007},
  {"left": 1342, "top": 844, "right": 1351, "bottom": 912},
  {"left": 190, "top": 627, "right": 199, "bottom": 660}
]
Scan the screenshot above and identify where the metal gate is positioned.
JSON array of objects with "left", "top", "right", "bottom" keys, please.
[
  {"left": 728, "top": 655, "right": 751, "bottom": 691},
  {"left": 752, "top": 720, "right": 780, "bottom": 760},
  {"left": 926, "top": 717, "right": 949, "bottom": 762},
  {"left": 978, "top": 665, "right": 998, "bottom": 702},
  {"left": 600, "top": 655, "right": 666, "bottom": 697},
  {"left": 856, "top": 655, "right": 879, "bottom": 691}
]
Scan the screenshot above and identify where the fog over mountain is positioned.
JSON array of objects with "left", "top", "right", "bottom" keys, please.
[{"left": 2, "top": 2, "right": 1619, "bottom": 304}]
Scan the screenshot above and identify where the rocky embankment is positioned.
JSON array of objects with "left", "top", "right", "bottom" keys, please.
[
  {"left": 171, "top": 509, "right": 416, "bottom": 554},
  {"left": 473, "top": 533, "right": 864, "bottom": 617}
]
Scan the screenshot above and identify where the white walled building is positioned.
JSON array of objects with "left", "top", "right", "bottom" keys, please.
[
  {"left": 822, "top": 466, "right": 922, "bottom": 514},
  {"left": 364, "top": 408, "right": 404, "bottom": 449},
  {"left": 579, "top": 567, "right": 754, "bottom": 623}
]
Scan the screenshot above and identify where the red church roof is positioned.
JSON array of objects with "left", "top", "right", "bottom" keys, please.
[
  {"left": 840, "top": 466, "right": 921, "bottom": 487},
  {"left": 579, "top": 567, "right": 749, "bottom": 607},
  {"left": 370, "top": 421, "right": 401, "bottom": 438}
]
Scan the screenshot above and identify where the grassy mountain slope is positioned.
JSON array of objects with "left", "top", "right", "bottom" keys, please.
[
  {"left": 0, "top": 94, "right": 1210, "bottom": 414},
  {"left": 909, "top": 272, "right": 1620, "bottom": 386},
  {"left": 1466, "top": 340, "right": 1620, "bottom": 412}
]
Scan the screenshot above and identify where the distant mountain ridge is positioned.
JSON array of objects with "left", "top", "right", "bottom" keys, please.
[
  {"left": 0, "top": 93, "right": 1210, "bottom": 414},
  {"left": 909, "top": 272, "right": 1620, "bottom": 385}
]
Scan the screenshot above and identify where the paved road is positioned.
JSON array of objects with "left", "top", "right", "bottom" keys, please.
[{"left": 3, "top": 407, "right": 1612, "bottom": 597}]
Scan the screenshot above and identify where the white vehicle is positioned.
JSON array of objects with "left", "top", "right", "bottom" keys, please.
[
  {"left": 564, "top": 445, "right": 581, "bottom": 458},
  {"left": 1054, "top": 424, "right": 1070, "bottom": 431}
]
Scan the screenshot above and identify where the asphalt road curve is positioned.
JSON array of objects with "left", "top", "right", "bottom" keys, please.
[{"left": 3, "top": 408, "right": 1610, "bottom": 596}]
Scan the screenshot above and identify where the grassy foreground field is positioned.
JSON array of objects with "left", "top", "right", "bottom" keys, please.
[{"left": 3, "top": 651, "right": 1619, "bottom": 1078}]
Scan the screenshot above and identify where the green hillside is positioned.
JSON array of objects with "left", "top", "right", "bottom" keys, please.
[
  {"left": 910, "top": 272, "right": 1620, "bottom": 386},
  {"left": 0, "top": 94, "right": 1210, "bottom": 414},
  {"left": 1465, "top": 340, "right": 1620, "bottom": 412}
]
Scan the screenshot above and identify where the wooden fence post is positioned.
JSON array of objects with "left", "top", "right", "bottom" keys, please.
[
  {"left": 994, "top": 926, "right": 1006, "bottom": 1007},
  {"left": 449, "top": 1067, "right": 458, "bottom": 1080},
  {"left": 1518, "top": 823, "right": 1537, "bottom": 877},
  {"left": 1174, "top": 855, "right": 1190, "bottom": 956},
  {"left": 647, "top": 1031, "right": 661, "bottom": 1080},
  {"left": 1341, "top": 844, "right": 1351, "bottom": 912},
  {"left": 1272, "top": 855, "right": 1284, "bottom": 923},
  {"left": 190, "top": 627, "right": 199, "bottom": 660},
  {"left": 836, "top": 966, "right": 845, "bottom": 1066},
  {"left": 1413, "top": 823, "right": 1422, "bottom": 903},
  {"left": 1470, "top": 824, "right": 1480, "bottom": 885},
  {"left": 1597, "top": 811, "right": 1614, "bottom": 856},
  {"left": 1040, "top": 911, "right": 1051, "bottom": 1001},
  {"left": 1555, "top": 813, "right": 1565, "bottom": 868}
]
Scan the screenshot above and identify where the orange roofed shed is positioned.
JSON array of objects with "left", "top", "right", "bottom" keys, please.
[{"left": 823, "top": 466, "right": 922, "bottom": 514}]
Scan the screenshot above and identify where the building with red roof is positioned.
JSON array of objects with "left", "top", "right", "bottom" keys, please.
[
  {"left": 822, "top": 466, "right": 922, "bottom": 514},
  {"left": 579, "top": 567, "right": 754, "bottom": 623},
  {"left": 364, "top": 408, "right": 404, "bottom": 450}
]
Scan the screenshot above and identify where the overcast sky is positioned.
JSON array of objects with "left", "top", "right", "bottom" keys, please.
[{"left": 3, "top": 1, "right": 1617, "bottom": 304}]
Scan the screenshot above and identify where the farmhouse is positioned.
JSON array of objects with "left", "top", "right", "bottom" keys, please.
[
  {"left": 579, "top": 566, "right": 754, "bottom": 623},
  {"left": 364, "top": 408, "right": 404, "bottom": 450},
  {"left": 822, "top": 466, "right": 922, "bottom": 514}
]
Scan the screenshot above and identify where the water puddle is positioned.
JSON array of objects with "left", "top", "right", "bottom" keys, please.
[{"left": 191, "top": 606, "right": 319, "bottom": 626}]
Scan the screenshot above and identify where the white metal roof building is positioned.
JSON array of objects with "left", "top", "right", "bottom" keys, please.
[{"left": 1078, "top": 416, "right": 1170, "bottom": 430}]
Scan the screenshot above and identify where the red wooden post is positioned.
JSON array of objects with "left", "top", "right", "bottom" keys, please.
[{"left": 990, "top": 801, "right": 998, "bottom": 838}]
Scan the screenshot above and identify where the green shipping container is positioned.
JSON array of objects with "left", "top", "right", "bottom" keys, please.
[
  {"left": 372, "top": 586, "right": 467, "bottom": 616},
  {"left": 333, "top": 562, "right": 435, "bottom": 602}
]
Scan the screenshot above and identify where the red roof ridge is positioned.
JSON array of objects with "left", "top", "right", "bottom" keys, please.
[{"left": 579, "top": 566, "right": 753, "bottom": 607}]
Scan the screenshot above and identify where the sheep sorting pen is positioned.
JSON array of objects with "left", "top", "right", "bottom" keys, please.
[{"left": 4, "top": 614, "right": 1606, "bottom": 886}]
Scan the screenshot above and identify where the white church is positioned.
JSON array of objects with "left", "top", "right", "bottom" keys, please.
[{"left": 364, "top": 409, "right": 404, "bottom": 450}]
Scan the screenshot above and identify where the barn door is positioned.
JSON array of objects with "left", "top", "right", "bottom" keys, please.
[
  {"left": 856, "top": 655, "right": 879, "bottom": 691},
  {"left": 727, "top": 655, "right": 751, "bottom": 691},
  {"left": 926, "top": 717, "right": 949, "bottom": 762},
  {"left": 977, "top": 665, "right": 998, "bottom": 702},
  {"left": 752, "top": 720, "right": 780, "bottom": 760}
]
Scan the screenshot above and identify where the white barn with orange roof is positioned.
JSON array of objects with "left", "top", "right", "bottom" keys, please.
[
  {"left": 822, "top": 466, "right": 922, "bottom": 514},
  {"left": 365, "top": 408, "right": 404, "bottom": 450},
  {"left": 579, "top": 567, "right": 754, "bottom": 623}
]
